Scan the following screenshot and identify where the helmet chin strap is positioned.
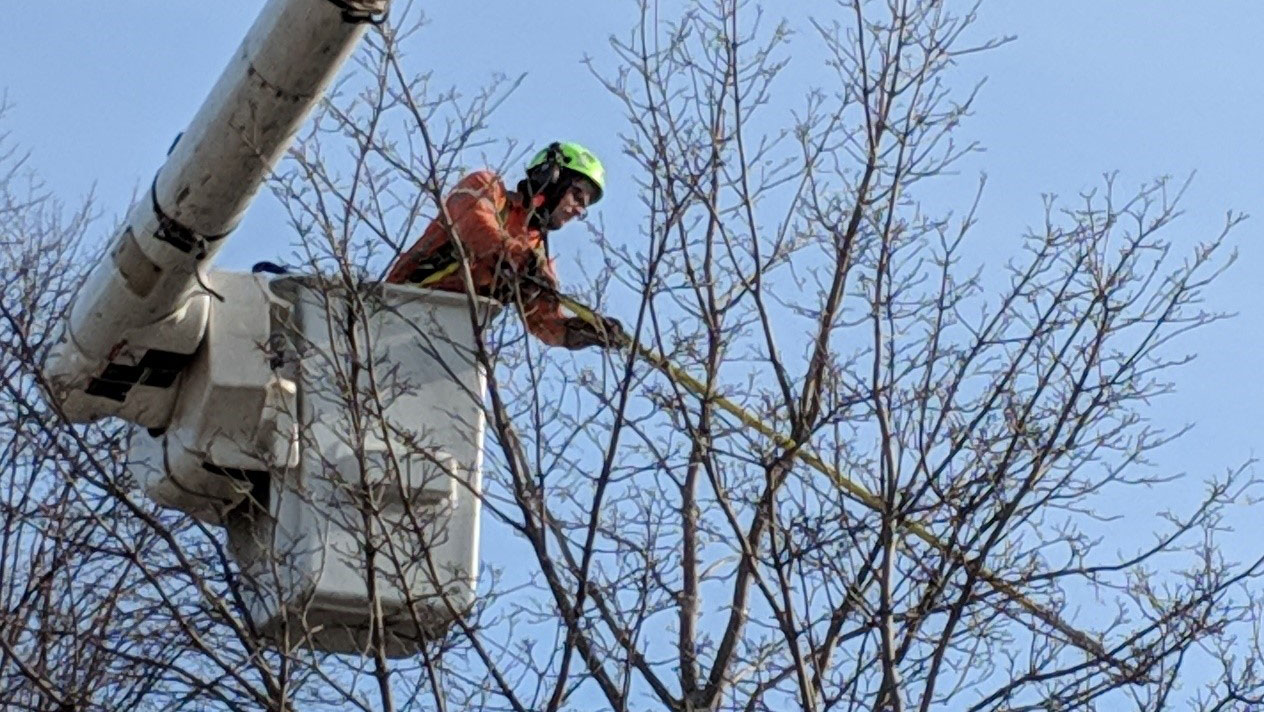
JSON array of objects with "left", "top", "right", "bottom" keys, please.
[
  {"left": 527, "top": 191, "right": 554, "bottom": 233},
  {"left": 521, "top": 144, "right": 566, "bottom": 231},
  {"left": 524, "top": 192, "right": 553, "bottom": 263}
]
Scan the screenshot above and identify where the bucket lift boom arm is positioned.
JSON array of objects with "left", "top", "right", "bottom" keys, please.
[{"left": 44, "top": 0, "right": 387, "bottom": 427}]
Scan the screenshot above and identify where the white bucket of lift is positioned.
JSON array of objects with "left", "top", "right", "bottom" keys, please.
[{"left": 227, "top": 276, "right": 495, "bottom": 657}]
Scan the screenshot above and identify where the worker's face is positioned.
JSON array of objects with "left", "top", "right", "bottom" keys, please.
[{"left": 549, "top": 179, "right": 596, "bottom": 230}]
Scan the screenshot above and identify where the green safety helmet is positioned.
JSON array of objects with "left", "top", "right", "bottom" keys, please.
[{"left": 526, "top": 141, "right": 605, "bottom": 204}]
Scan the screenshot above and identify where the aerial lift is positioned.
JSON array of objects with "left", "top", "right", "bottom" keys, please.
[
  {"left": 37, "top": 0, "right": 1126, "bottom": 670},
  {"left": 42, "top": 0, "right": 489, "bottom": 656}
]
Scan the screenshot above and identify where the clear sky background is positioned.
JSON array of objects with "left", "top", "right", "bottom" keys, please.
[{"left": 3, "top": 0, "right": 1263, "bottom": 698}]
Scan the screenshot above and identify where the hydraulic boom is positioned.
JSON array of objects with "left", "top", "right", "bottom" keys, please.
[{"left": 44, "top": 0, "right": 387, "bottom": 427}]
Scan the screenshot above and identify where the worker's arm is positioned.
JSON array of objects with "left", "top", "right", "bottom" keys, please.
[
  {"left": 513, "top": 255, "right": 568, "bottom": 347},
  {"left": 442, "top": 173, "right": 614, "bottom": 349},
  {"left": 446, "top": 172, "right": 533, "bottom": 268},
  {"left": 386, "top": 171, "right": 533, "bottom": 285},
  {"left": 518, "top": 256, "right": 625, "bottom": 350}
]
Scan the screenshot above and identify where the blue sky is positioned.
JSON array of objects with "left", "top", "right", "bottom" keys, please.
[
  {"left": 4, "top": 0, "right": 1263, "bottom": 698},
  {"left": 8, "top": 0, "right": 1252, "bottom": 514}
]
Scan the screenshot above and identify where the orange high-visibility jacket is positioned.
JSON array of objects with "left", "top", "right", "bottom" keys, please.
[{"left": 385, "top": 171, "right": 568, "bottom": 346}]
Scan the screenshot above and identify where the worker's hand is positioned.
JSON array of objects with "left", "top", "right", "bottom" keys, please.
[{"left": 563, "top": 315, "right": 626, "bottom": 350}]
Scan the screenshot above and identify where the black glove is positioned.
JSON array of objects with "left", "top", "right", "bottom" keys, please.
[{"left": 563, "top": 314, "right": 626, "bottom": 350}]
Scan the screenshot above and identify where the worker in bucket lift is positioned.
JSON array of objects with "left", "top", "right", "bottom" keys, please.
[{"left": 385, "top": 141, "right": 625, "bottom": 350}]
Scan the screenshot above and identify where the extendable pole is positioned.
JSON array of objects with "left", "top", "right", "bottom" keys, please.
[{"left": 557, "top": 293, "right": 1135, "bottom": 674}]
